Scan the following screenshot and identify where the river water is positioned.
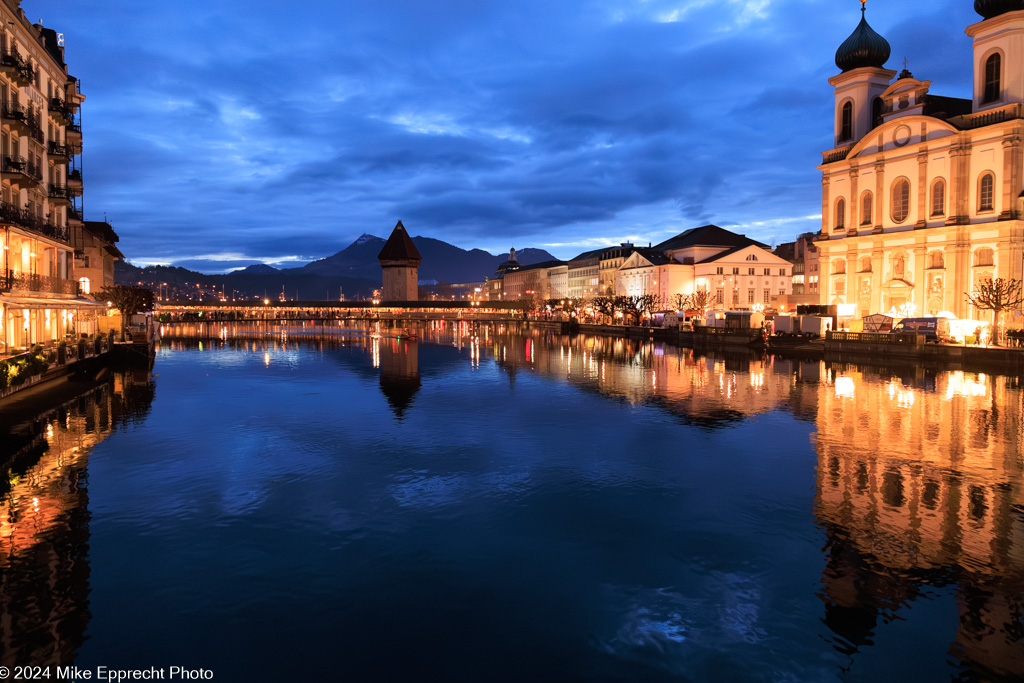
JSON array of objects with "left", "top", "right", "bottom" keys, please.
[{"left": 1, "top": 321, "right": 1022, "bottom": 682}]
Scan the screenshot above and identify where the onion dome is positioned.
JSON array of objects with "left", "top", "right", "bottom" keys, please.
[
  {"left": 835, "top": 6, "right": 891, "bottom": 72},
  {"left": 975, "top": 0, "right": 1024, "bottom": 19}
]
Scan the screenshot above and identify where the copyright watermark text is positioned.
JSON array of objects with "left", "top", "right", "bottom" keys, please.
[{"left": 0, "top": 666, "right": 212, "bottom": 681}]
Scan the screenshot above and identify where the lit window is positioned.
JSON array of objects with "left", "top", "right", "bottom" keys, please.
[
  {"left": 891, "top": 178, "right": 910, "bottom": 223},
  {"left": 979, "top": 172, "right": 995, "bottom": 212},
  {"left": 835, "top": 197, "right": 846, "bottom": 231},
  {"left": 931, "top": 178, "right": 945, "bottom": 217}
]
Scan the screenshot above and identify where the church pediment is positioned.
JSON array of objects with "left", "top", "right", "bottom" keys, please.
[{"left": 847, "top": 115, "right": 958, "bottom": 159}]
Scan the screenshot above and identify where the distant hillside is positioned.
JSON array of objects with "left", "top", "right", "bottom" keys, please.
[
  {"left": 302, "top": 234, "right": 556, "bottom": 283},
  {"left": 116, "top": 234, "right": 557, "bottom": 301},
  {"left": 116, "top": 261, "right": 378, "bottom": 301}
]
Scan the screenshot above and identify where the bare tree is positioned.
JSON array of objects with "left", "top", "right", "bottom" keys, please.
[
  {"left": 590, "top": 296, "right": 617, "bottom": 323},
  {"left": 682, "top": 288, "right": 715, "bottom": 320},
  {"left": 616, "top": 294, "right": 661, "bottom": 325},
  {"left": 965, "top": 278, "right": 1024, "bottom": 345},
  {"left": 97, "top": 285, "right": 155, "bottom": 339}
]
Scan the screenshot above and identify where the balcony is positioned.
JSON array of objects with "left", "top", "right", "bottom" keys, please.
[
  {"left": 2, "top": 100, "right": 31, "bottom": 135},
  {"left": 0, "top": 48, "right": 23, "bottom": 78},
  {"left": 67, "top": 168, "right": 82, "bottom": 195},
  {"left": 2, "top": 155, "right": 42, "bottom": 187},
  {"left": 0, "top": 201, "right": 69, "bottom": 243},
  {"left": 66, "top": 205, "right": 83, "bottom": 226},
  {"left": 1, "top": 270, "right": 77, "bottom": 295},
  {"left": 14, "top": 60, "right": 35, "bottom": 87},
  {"left": 821, "top": 145, "right": 853, "bottom": 165},
  {"left": 48, "top": 184, "right": 72, "bottom": 206},
  {"left": 48, "top": 141, "right": 72, "bottom": 162},
  {"left": 65, "top": 123, "right": 81, "bottom": 145},
  {"left": 48, "top": 96, "right": 75, "bottom": 124}
]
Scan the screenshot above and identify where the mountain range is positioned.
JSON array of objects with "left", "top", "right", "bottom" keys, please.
[{"left": 116, "top": 234, "right": 556, "bottom": 301}]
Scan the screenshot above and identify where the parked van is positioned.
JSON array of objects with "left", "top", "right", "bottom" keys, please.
[{"left": 891, "top": 317, "right": 949, "bottom": 342}]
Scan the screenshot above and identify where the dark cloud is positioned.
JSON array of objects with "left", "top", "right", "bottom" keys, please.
[{"left": 26, "top": 0, "right": 982, "bottom": 268}]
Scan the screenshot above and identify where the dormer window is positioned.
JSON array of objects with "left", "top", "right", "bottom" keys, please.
[{"left": 983, "top": 53, "right": 1001, "bottom": 104}]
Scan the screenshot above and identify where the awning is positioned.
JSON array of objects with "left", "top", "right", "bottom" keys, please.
[{"left": 0, "top": 295, "right": 109, "bottom": 310}]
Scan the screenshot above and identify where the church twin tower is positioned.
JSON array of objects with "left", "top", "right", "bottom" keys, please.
[{"left": 817, "top": 1, "right": 1024, "bottom": 320}]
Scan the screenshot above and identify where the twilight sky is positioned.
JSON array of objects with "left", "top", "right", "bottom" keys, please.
[{"left": 30, "top": 0, "right": 982, "bottom": 272}]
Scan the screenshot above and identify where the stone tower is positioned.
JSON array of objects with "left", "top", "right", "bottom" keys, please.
[{"left": 377, "top": 220, "right": 422, "bottom": 302}]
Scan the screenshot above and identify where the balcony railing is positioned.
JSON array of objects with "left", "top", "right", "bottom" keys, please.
[
  {"left": 0, "top": 201, "right": 69, "bottom": 242},
  {"left": 2, "top": 99, "right": 28, "bottom": 124},
  {"left": 48, "top": 141, "right": 72, "bottom": 160},
  {"left": 15, "top": 61, "right": 35, "bottom": 86},
  {"left": 48, "top": 184, "right": 72, "bottom": 204},
  {"left": 821, "top": 145, "right": 853, "bottom": 164},
  {"left": 954, "top": 103, "right": 1024, "bottom": 131},
  {"left": 2, "top": 154, "right": 41, "bottom": 184},
  {"left": 1, "top": 270, "right": 78, "bottom": 295},
  {"left": 0, "top": 48, "right": 23, "bottom": 75}
]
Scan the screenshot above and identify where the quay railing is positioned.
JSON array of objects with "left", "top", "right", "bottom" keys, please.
[
  {"left": 0, "top": 334, "right": 113, "bottom": 400},
  {"left": 827, "top": 331, "right": 921, "bottom": 344}
]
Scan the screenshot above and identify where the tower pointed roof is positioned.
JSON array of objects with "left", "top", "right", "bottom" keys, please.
[
  {"left": 835, "top": 2, "right": 891, "bottom": 72},
  {"left": 377, "top": 220, "right": 422, "bottom": 262}
]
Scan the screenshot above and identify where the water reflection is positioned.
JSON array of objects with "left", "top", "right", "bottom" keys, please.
[
  {"left": 9, "top": 322, "right": 1022, "bottom": 679},
  {"left": 0, "top": 369, "right": 155, "bottom": 667},
  {"left": 815, "top": 366, "right": 1024, "bottom": 679},
  {"left": 379, "top": 338, "right": 420, "bottom": 419}
]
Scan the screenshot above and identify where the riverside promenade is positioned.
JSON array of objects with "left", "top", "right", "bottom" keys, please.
[{"left": 152, "top": 298, "right": 1024, "bottom": 372}]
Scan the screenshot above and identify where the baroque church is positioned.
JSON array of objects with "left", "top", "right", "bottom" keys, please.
[{"left": 816, "top": 0, "right": 1024, "bottom": 322}]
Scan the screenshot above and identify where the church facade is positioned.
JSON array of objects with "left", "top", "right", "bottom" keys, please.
[{"left": 816, "top": 1, "right": 1024, "bottom": 323}]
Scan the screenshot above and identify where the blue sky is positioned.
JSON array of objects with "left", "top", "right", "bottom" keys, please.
[{"left": 30, "top": 0, "right": 981, "bottom": 272}]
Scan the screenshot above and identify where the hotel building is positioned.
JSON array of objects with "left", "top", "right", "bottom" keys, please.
[{"left": 0, "top": 0, "right": 102, "bottom": 353}]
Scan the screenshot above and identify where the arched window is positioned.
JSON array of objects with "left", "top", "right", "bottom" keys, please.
[
  {"left": 891, "top": 178, "right": 910, "bottom": 223},
  {"left": 871, "top": 97, "right": 884, "bottom": 127},
  {"left": 978, "top": 172, "right": 995, "bottom": 212},
  {"left": 861, "top": 191, "right": 873, "bottom": 226},
  {"left": 833, "top": 259, "right": 846, "bottom": 275},
  {"left": 78, "top": 276, "right": 90, "bottom": 295},
  {"left": 983, "top": 53, "right": 1001, "bottom": 104},
  {"left": 859, "top": 257, "right": 872, "bottom": 273},
  {"left": 834, "top": 198, "right": 846, "bottom": 231},
  {"left": 928, "top": 251, "right": 945, "bottom": 269},
  {"left": 974, "top": 247, "right": 994, "bottom": 267},
  {"left": 931, "top": 178, "right": 945, "bottom": 217},
  {"left": 840, "top": 101, "right": 853, "bottom": 142}
]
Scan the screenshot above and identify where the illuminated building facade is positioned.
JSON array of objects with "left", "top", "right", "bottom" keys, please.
[
  {"left": 74, "top": 219, "right": 121, "bottom": 295},
  {"left": 615, "top": 225, "right": 792, "bottom": 309},
  {"left": 817, "top": 2, "right": 1024, "bottom": 322},
  {"left": 0, "top": 0, "right": 102, "bottom": 352},
  {"left": 501, "top": 260, "right": 568, "bottom": 303}
]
